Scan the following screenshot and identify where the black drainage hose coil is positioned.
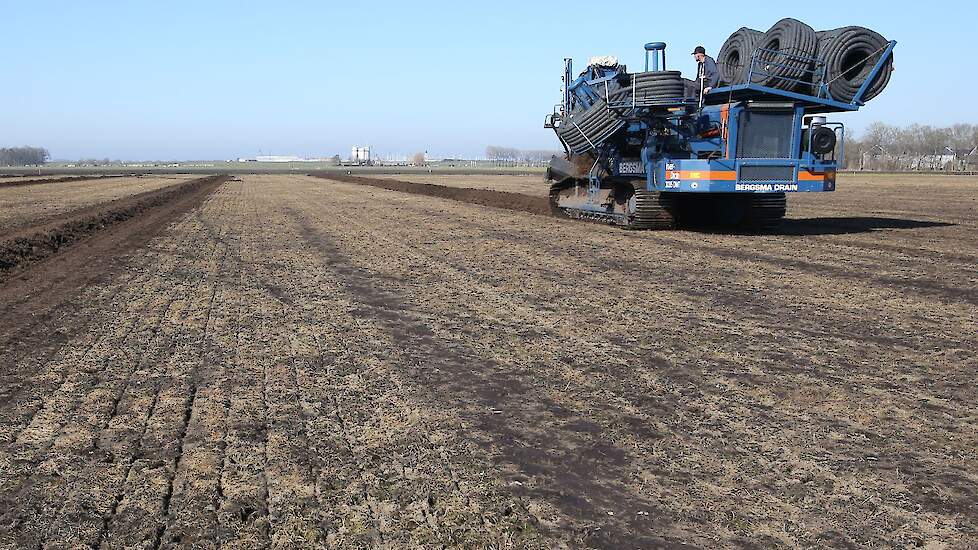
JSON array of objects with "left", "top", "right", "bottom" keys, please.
[
  {"left": 557, "top": 99, "right": 627, "bottom": 154},
  {"left": 717, "top": 27, "right": 764, "bottom": 85},
  {"left": 817, "top": 26, "right": 894, "bottom": 102},
  {"left": 716, "top": 19, "right": 894, "bottom": 102},
  {"left": 621, "top": 71, "right": 686, "bottom": 101},
  {"left": 749, "top": 18, "right": 818, "bottom": 91}
]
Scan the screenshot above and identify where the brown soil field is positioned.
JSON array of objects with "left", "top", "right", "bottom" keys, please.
[
  {"left": 0, "top": 175, "right": 195, "bottom": 233},
  {"left": 0, "top": 173, "right": 975, "bottom": 548}
]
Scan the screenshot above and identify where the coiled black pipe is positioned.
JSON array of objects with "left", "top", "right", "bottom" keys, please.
[
  {"left": 557, "top": 98, "right": 626, "bottom": 154},
  {"left": 717, "top": 20, "right": 893, "bottom": 101},
  {"left": 717, "top": 27, "right": 763, "bottom": 85},
  {"left": 749, "top": 18, "right": 818, "bottom": 91},
  {"left": 614, "top": 71, "right": 685, "bottom": 104},
  {"left": 817, "top": 26, "right": 893, "bottom": 102},
  {"left": 557, "top": 71, "right": 685, "bottom": 153}
]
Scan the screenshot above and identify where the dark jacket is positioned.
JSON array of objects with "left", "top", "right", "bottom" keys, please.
[{"left": 699, "top": 55, "right": 719, "bottom": 89}]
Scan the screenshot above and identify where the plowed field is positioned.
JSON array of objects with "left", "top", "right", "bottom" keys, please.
[{"left": 1, "top": 173, "right": 975, "bottom": 549}]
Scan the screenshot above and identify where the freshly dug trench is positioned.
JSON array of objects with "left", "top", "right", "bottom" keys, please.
[
  {"left": 310, "top": 173, "right": 552, "bottom": 216},
  {"left": 0, "top": 174, "right": 133, "bottom": 190},
  {"left": 0, "top": 175, "right": 228, "bottom": 281}
]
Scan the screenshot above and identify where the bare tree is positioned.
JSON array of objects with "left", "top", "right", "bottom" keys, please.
[
  {"left": 0, "top": 146, "right": 50, "bottom": 166},
  {"left": 845, "top": 123, "right": 978, "bottom": 171},
  {"left": 485, "top": 145, "right": 559, "bottom": 166},
  {"left": 411, "top": 152, "right": 426, "bottom": 165}
]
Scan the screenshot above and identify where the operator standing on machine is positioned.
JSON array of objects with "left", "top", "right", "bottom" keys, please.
[{"left": 692, "top": 45, "right": 719, "bottom": 94}]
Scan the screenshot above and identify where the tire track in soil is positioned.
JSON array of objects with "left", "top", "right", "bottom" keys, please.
[
  {"left": 152, "top": 202, "right": 235, "bottom": 549},
  {"left": 290, "top": 216, "right": 691, "bottom": 549},
  {"left": 99, "top": 191, "right": 233, "bottom": 549},
  {"left": 1, "top": 210, "right": 227, "bottom": 547},
  {"left": 243, "top": 181, "right": 541, "bottom": 547},
  {"left": 310, "top": 173, "right": 551, "bottom": 216},
  {"left": 452, "top": 214, "right": 978, "bottom": 544},
  {"left": 390, "top": 191, "right": 975, "bottom": 362},
  {"left": 276, "top": 246, "right": 540, "bottom": 545},
  {"left": 151, "top": 234, "right": 227, "bottom": 548},
  {"left": 365, "top": 187, "right": 977, "bottom": 433},
  {"left": 394, "top": 187, "right": 978, "bottom": 294},
  {"left": 157, "top": 183, "right": 251, "bottom": 548},
  {"left": 290, "top": 192, "right": 722, "bottom": 546},
  {"left": 256, "top": 193, "right": 446, "bottom": 547},
  {"left": 231, "top": 186, "right": 322, "bottom": 548}
]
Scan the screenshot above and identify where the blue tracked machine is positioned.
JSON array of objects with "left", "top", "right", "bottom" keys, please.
[{"left": 545, "top": 19, "right": 895, "bottom": 229}]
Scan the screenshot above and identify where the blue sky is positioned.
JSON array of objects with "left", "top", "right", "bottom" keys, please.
[{"left": 4, "top": 0, "right": 973, "bottom": 160}]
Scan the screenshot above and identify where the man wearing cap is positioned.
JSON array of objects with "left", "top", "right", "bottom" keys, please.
[{"left": 692, "top": 46, "right": 719, "bottom": 94}]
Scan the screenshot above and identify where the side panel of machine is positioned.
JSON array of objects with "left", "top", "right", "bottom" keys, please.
[
  {"left": 649, "top": 159, "right": 835, "bottom": 193},
  {"left": 642, "top": 102, "right": 838, "bottom": 193}
]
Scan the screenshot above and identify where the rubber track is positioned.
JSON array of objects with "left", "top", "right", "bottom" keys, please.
[
  {"left": 627, "top": 180, "right": 676, "bottom": 229},
  {"left": 743, "top": 192, "right": 787, "bottom": 229},
  {"left": 547, "top": 179, "right": 676, "bottom": 230}
]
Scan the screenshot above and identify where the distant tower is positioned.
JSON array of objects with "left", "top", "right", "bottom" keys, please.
[{"left": 351, "top": 146, "right": 371, "bottom": 165}]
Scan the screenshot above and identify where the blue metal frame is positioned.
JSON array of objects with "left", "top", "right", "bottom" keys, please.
[
  {"left": 708, "top": 40, "right": 897, "bottom": 112},
  {"left": 851, "top": 40, "right": 896, "bottom": 105},
  {"left": 644, "top": 42, "right": 666, "bottom": 71}
]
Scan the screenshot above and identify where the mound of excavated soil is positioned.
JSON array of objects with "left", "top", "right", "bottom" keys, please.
[
  {"left": 0, "top": 174, "right": 134, "bottom": 189},
  {"left": 311, "top": 173, "right": 552, "bottom": 216},
  {"left": 0, "top": 175, "right": 227, "bottom": 281}
]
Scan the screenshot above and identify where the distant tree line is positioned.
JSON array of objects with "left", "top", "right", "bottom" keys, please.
[
  {"left": 845, "top": 123, "right": 978, "bottom": 171},
  {"left": 0, "top": 146, "right": 50, "bottom": 166},
  {"left": 485, "top": 146, "right": 559, "bottom": 166}
]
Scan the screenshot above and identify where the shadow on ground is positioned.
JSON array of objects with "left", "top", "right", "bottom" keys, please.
[
  {"left": 678, "top": 217, "right": 954, "bottom": 236},
  {"left": 775, "top": 217, "right": 955, "bottom": 235}
]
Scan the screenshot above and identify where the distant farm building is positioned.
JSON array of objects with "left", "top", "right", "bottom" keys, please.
[{"left": 351, "top": 146, "right": 371, "bottom": 165}]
